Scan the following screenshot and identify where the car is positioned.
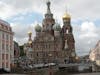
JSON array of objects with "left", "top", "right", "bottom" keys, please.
[{"left": 33, "top": 64, "right": 44, "bottom": 68}]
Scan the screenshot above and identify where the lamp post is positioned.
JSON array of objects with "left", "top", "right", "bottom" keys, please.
[
  {"left": 48, "top": 53, "right": 52, "bottom": 63},
  {"left": 75, "top": 56, "right": 79, "bottom": 63},
  {"left": 71, "top": 52, "right": 76, "bottom": 63},
  {"left": 48, "top": 53, "right": 54, "bottom": 75}
]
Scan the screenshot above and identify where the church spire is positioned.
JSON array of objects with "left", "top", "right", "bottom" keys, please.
[
  {"left": 42, "top": 0, "right": 55, "bottom": 35},
  {"left": 45, "top": 0, "right": 53, "bottom": 19},
  {"left": 46, "top": 0, "right": 51, "bottom": 14}
]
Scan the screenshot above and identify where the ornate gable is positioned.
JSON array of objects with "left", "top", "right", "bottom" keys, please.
[{"left": 34, "top": 32, "right": 54, "bottom": 42}]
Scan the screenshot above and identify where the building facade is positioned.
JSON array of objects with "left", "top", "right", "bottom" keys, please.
[
  {"left": 89, "top": 40, "right": 100, "bottom": 66},
  {"left": 0, "top": 19, "right": 14, "bottom": 71},
  {"left": 24, "top": 1, "right": 76, "bottom": 64},
  {"left": 14, "top": 41, "right": 20, "bottom": 58}
]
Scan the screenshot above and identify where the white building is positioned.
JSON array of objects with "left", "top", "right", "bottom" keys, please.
[
  {"left": 0, "top": 19, "right": 14, "bottom": 72},
  {"left": 89, "top": 40, "right": 100, "bottom": 66},
  {"left": 89, "top": 49, "right": 96, "bottom": 61}
]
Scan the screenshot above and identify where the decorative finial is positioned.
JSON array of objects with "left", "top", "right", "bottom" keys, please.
[
  {"left": 28, "top": 26, "right": 32, "bottom": 34},
  {"left": 65, "top": 6, "right": 68, "bottom": 13},
  {"left": 62, "top": 6, "right": 71, "bottom": 19},
  {"left": 46, "top": 0, "right": 50, "bottom": 5},
  {"left": 28, "top": 31, "right": 32, "bottom": 43}
]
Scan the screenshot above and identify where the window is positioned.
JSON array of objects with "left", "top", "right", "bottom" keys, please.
[
  {"left": 64, "top": 20, "right": 70, "bottom": 25},
  {"left": 6, "top": 44, "right": 9, "bottom": 51},
  {"left": 10, "top": 36, "right": 12, "bottom": 41},
  {"left": 31, "top": 54, "right": 33, "bottom": 58},
  {"left": 66, "top": 30, "right": 68, "bottom": 34},
  {"left": 2, "top": 54, "right": 4, "bottom": 59},
  {"left": 2, "top": 43, "right": 5, "bottom": 50},
  {"left": 2, "top": 62, "right": 4, "bottom": 68},
  {"left": 2, "top": 33, "right": 4, "bottom": 39},
  {"left": 8, "top": 27, "right": 11, "bottom": 31},
  {"left": 0, "top": 24, "right": 2, "bottom": 28},
  {"left": 6, "top": 34, "right": 9, "bottom": 40},
  {"left": 6, "top": 62, "right": 8, "bottom": 68},
  {"left": 6, "top": 54, "right": 8, "bottom": 60},
  {"left": 10, "top": 46, "right": 12, "bottom": 51},
  {"left": 37, "top": 53, "right": 39, "bottom": 57}
]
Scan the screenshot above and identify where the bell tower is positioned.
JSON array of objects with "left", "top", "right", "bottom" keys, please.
[
  {"left": 42, "top": 0, "right": 55, "bottom": 35},
  {"left": 62, "top": 12, "right": 72, "bottom": 34},
  {"left": 28, "top": 31, "right": 32, "bottom": 47},
  {"left": 62, "top": 11, "right": 76, "bottom": 58}
]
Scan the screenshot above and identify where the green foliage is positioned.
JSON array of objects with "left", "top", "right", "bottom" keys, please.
[{"left": 19, "top": 45, "right": 25, "bottom": 56}]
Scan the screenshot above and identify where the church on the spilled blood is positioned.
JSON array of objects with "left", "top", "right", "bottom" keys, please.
[{"left": 24, "top": 1, "right": 76, "bottom": 64}]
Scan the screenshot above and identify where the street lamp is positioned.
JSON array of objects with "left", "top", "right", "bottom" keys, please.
[
  {"left": 71, "top": 52, "right": 76, "bottom": 57},
  {"left": 69, "top": 51, "right": 76, "bottom": 63},
  {"left": 48, "top": 53, "right": 52, "bottom": 57},
  {"left": 48, "top": 53, "right": 52, "bottom": 63}
]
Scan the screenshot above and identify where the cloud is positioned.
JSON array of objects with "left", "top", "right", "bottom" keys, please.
[
  {"left": 51, "top": 0, "right": 100, "bottom": 21},
  {"left": 10, "top": 22, "right": 36, "bottom": 45},
  {"left": 79, "top": 22, "right": 98, "bottom": 38},
  {"left": 10, "top": 20, "right": 43, "bottom": 45},
  {"left": 0, "top": 0, "right": 100, "bottom": 56},
  {"left": 0, "top": 1, "right": 15, "bottom": 19},
  {"left": 0, "top": 0, "right": 45, "bottom": 19},
  {"left": 73, "top": 21, "right": 100, "bottom": 56},
  {"left": 0, "top": 0, "right": 100, "bottom": 20}
]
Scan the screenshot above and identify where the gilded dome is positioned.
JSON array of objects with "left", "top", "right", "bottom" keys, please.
[
  {"left": 53, "top": 23, "right": 61, "bottom": 31},
  {"left": 35, "top": 24, "right": 42, "bottom": 32},
  {"left": 28, "top": 31, "right": 32, "bottom": 35},
  {"left": 62, "top": 12, "right": 71, "bottom": 19}
]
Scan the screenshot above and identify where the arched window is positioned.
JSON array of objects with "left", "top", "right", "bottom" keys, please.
[
  {"left": 66, "top": 29, "right": 68, "bottom": 34},
  {"left": 65, "top": 40, "right": 68, "bottom": 49}
]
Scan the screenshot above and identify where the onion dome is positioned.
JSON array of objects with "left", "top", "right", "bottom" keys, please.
[
  {"left": 46, "top": 0, "right": 51, "bottom": 14},
  {"left": 28, "top": 31, "right": 32, "bottom": 35},
  {"left": 62, "top": 12, "right": 71, "bottom": 19},
  {"left": 53, "top": 23, "right": 61, "bottom": 31},
  {"left": 35, "top": 24, "right": 42, "bottom": 32}
]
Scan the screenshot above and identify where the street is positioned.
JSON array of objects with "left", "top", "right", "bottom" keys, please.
[{"left": 0, "top": 73, "right": 100, "bottom": 75}]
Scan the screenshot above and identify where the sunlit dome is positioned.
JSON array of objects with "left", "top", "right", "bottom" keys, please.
[
  {"left": 28, "top": 31, "right": 32, "bottom": 35},
  {"left": 35, "top": 24, "right": 42, "bottom": 32},
  {"left": 62, "top": 12, "right": 71, "bottom": 19},
  {"left": 53, "top": 23, "right": 61, "bottom": 31}
]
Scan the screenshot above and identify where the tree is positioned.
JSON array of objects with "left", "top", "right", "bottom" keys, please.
[{"left": 19, "top": 45, "right": 25, "bottom": 56}]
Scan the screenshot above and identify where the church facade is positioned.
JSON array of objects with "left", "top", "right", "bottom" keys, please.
[{"left": 24, "top": 1, "right": 76, "bottom": 64}]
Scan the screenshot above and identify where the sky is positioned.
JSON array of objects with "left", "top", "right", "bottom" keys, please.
[{"left": 0, "top": 0, "right": 100, "bottom": 56}]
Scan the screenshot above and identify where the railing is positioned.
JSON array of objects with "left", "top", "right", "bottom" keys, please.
[{"left": 58, "top": 63, "right": 93, "bottom": 67}]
